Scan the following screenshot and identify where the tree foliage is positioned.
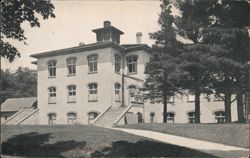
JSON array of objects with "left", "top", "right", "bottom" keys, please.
[
  {"left": 0, "top": 0, "right": 55, "bottom": 61},
  {"left": 176, "top": 0, "right": 250, "bottom": 123},
  {"left": 145, "top": 0, "right": 183, "bottom": 123},
  {"left": 0, "top": 67, "right": 37, "bottom": 102}
]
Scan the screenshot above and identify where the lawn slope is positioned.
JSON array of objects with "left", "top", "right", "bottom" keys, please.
[{"left": 1, "top": 125, "right": 218, "bottom": 157}]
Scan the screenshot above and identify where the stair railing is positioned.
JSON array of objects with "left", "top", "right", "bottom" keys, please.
[
  {"left": 1, "top": 108, "right": 25, "bottom": 125},
  {"left": 91, "top": 105, "right": 112, "bottom": 125},
  {"left": 17, "top": 108, "right": 39, "bottom": 125},
  {"left": 112, "top": 104, "right": 134, "bottom": 126}
]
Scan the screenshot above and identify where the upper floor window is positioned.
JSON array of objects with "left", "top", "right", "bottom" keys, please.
[
  {"left": 115, "top": 83, "right": 121, "bottom": 101},
  {"left": 115, "top": 55, "right": 121, "bottom": 73},
  {"left": 88, "top": 55, "right": 98, "bottom": 73},
  {"left": 188, "top": 112, "right": 195, "bottom": 123},
  {"left": 127, "top": 56, "right": 138, "bottom": 74},
  {"left": 68, "top": 85, "right": 76, "bottom": 103},
  {"left": 48, "top": 113, "right": 56, "bottom": 125},
  {"left": 167, "top": 96, "right": 175, "bottom": 103},
  {"left": 166, "top": 112, "right": 175, "bottom": 123},
  {"left": 67, "top": 58, "right": 76, "bottom": 75},
  {"left": 48, "top": 87, "right": 56, "bottom": 104},
  {"left": 88, "top": 83, "right": 98, "bottom": 101},
  {"left": 48, "top": 60, "right": 56, "bottom": 77},
  {"left": 214, "top": 111, "right": 225, "bottom": 123},
  {"left": 67, "top": 112, "right": 77, "bottom": 124}
]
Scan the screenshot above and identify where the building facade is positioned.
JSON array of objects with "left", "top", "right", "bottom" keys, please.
[{"left": 31, "top": 21, "right": 238, "bottom": 125}]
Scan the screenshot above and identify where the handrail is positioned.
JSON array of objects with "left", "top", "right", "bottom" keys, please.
[
  {"left": 91, "top": 105, "right": 112, "bottom": 125},
  {"left": 1, "top": 109, "right": 25, "bottom": 125},
  {"left": 17, "top": 108, "right": 39, "bottom": 125},
  {"left": 113, "top": 104, "right": 134, "bottom": 126}
]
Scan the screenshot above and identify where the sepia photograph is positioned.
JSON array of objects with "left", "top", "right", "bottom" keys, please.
[{"left": 0, "top": 0, "right": 249, "bottom": 157}]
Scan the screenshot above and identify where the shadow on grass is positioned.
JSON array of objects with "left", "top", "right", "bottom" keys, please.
[
  {"left": 2, "top": 132, "right": 218, "bottom": 157},
  {"left": 2, "top": 132, "right": 86, "bottom": 157},
  {"left": 91, "top": 140, "right": 219, "bottom": 158}
]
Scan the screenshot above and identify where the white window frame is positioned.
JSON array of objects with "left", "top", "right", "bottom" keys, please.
[
  {"left": 67, "top": 112, "right": 77, "bottom": 124},
  {"left": 214, "top": 111, "right": 225, "bottom": 123},
  {"left": 48, "top": 87, "right": 56, "bottom": 104},
  {"left": 166, "top": 112, "right": 175, "bottom": 123},
  {"left": 115, "top": 55, "right": 121, "bottom": 73},
  {"left": 67, "top": 58, "right": 76, "bottom": 76},
  {"left": 188, "top": 112, "right": 195, "bottom": 123},
  {"left": 127, "top": 56, "right": 137, "bottom": 74},
  {"left": 115, "top": 83, "right": 121, "bottom": 101},
  {"left": 88, "top": 55, "right": 98, "bottom": 73},
  {"left": 68, "top": 85, "right": 76, "bottom": 103},
  {"left": 48, "top": 113, "right": 56, "bottom": 125},
  {"left": 88, "top": 83, "right": 98, "bottom": 101},
  {"left": 48, "top": 60, "right": 56, "bottom": 77}
]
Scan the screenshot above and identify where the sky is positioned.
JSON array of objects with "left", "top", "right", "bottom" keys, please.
[{"left": 2, "top": 0, "right": 163, "bottom": 71}]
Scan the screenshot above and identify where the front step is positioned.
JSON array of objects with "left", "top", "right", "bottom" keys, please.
[{"left": 94, "top": 107, "right": 126, "bottom": 126}]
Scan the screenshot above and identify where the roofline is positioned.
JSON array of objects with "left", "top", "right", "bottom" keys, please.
[
  {"left": 30, "top": 42, "right": 125, "bottom": 58},
  {"left": 92, "top": 26, "right": 124, "bottom": 34},
  {"left": 124, "top": 44, "right": 152, "bottom": 54}
]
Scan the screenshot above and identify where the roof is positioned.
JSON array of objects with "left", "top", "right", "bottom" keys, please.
[
  {"left": 30, "top": 42, "right": 152, "bottom": 59},
  {"left": 1, "top": 97, "right": 37, "bottom": 112},
  {"left": 30, "top": 42, "right": 125, "bottom": 58},
  {"left": 92, "top": 26, "right": 124, "bottom": 34}
]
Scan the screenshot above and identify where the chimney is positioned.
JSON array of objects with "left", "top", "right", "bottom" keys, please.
[
  {"left": 136, "top": 32, "right": 142, "bottom": 44},
  {"left": 104, "top": 21, "right": 111, "bottom": 27}
]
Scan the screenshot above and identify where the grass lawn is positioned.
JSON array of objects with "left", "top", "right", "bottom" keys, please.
[
  {"left": 117, "top": 123, "right": 250, "bottom": 148},
  {"left": 1, "top": 125, "right": 219, "bottom": 158}
]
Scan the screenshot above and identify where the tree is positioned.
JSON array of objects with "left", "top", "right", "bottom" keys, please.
[
  {"left": 145, "top": 0, "right": 182, "bottom": 123},
  {"left": 175, "top": 0, "right": 215, "bottom": 123},
  {"left": 0, "top": 67, "right": 37, "bottom": 99},
  {"left": 0, "top": 0, "right": 55, "bottom": 62},
  {"left": 176, "top": 0, "right": 250, "bottom": 123}
]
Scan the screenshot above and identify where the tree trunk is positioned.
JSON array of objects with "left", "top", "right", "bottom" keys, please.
[
  {"left": 163, "top": 90, "right": 168, "bottom": 123},
  {"left": 225, "top": 93, "right": 232, "bottom": 123},
  {"left": 236, "top": 92, "right": 245, "bottom": 123},
  {"left": 194, "top": 91, "right": 201, "bottom": 123}
]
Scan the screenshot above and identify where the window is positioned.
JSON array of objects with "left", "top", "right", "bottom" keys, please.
[
  {"left": 88, "top": 83, "right": 98, "bottom": 101},
  {"left": 167, "top": 96, "right": 175, "bottom": 103},
  {"left": 166, "top": 112, "right": 175, "bottom": 123},
  {"left": 88, "top": 55, "right": 98, "bottom": 73},
  {"left": 48, "top": 113, "right": 56, "bottom": 125},
  {"left": 48, "top": 87, "right": 56, "bottom": 103},
  {"left": 67, "top": 112, "right": 77, "bottom": 124},
  {"left": 127, "top": 56, "right": 137, "bottom": 74},
  {"left": 48, "top": 60, "right": 56, "bottom": 77},
  {"left": 115, "top": 83, "right": 121, "bottom": 101},
  {"left": 88, "top": 111, "right": 99, "bottom": 125},
  {"left": 128, "top": 85, "right": 136, "bottom": 98},
  {"left": 187, "top": 94, "right": 195, "bottom": 102},
  {"left": 150, "top": 112, "right": 155, "bottom": 123},
  {"left": 214, "top": 111, "right": 225, "bottom": 123},
  {"left": 188, "top": 112, "right": 195, "bottom": 123},
  {"left": 115, "top": 55, "right": 121, "bottom": 73},
  {"left": 137, "top": 112, "right": 143, "bottom": 123},
  {"left": 67, "top": 58, "right": 76, "bottom": 75},
  {"left": 68, "top": 85, "right": 76, "bottom": 103}
]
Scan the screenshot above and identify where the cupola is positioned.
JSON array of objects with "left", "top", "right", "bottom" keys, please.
[{"left": 92, "top": 21, "right": 124, "bottom": 44}]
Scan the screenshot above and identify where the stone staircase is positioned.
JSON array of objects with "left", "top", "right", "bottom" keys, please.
[
  {"left": 2, "top": 108, "right": 36, "bottom": 125},
  {"left": 93, "top": 107, "right": 127, "bottom": 126}
]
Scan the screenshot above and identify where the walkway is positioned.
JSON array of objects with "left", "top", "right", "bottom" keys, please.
[{"left": 108, "top": 127, "right": 249, "bottom": 158}]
